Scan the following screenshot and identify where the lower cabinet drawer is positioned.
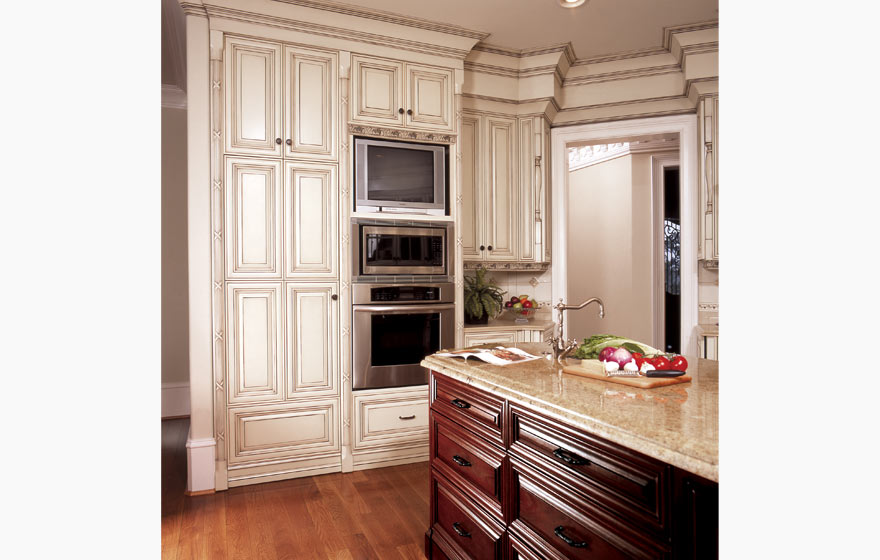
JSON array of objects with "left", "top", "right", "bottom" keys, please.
[
  {"left": 511, "top": 459, "right": 670, "bottom": 560},
  {"left": 508, "top": 533, "right": 543, "bottom": 560},
  {"left": 432, "top": 470, "right": 505, "bottom": 560},
  {"left": 432, "top": 410, "right": 505, "bottom": 520},
  {"left": 431, "top": 373, "right": 505, "bottom": 447},
  {"left": 353, "top": 386, "right": 429, "bottom": 451}
]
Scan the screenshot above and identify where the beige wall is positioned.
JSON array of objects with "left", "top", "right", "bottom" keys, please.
[
  {"left": 565, "top": 153, "right": 656, "bottom": 345},
  {"left": 162, "top": 106, "right": 189, "bottom": 386}
]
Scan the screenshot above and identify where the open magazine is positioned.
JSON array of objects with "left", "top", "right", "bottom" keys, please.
[{"left": 434, "top": 346, "right": 542, "bottom": 366}]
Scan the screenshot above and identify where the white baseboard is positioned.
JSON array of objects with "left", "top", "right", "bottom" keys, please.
[
  {"left": 186, "top": 435, "right": 216, "bottom": 493},
  {"left": 162, "top": 382, "right": 191, "bottom": 418}
]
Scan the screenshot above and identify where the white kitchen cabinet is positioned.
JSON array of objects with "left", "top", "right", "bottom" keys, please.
[
  {"left": 463, "top": 323, "right": 554, "bottom": 347},
  {"left": 352, "top": 386, "right": 430, "bottom": 470},
  {"left": 225, "top": 157, "right": 283, "bottom": 278},
  {"left": 283, "top": 162, "right": 337, "bottom": 278},
  {"left": 351, "top": 54, "right": 453, "bottom": 132},
  {"left": 226, "top": 283, "right": 284, "bottom": 404},
  {"left": 225, "top": 36, "right": 338, "bottom": 160},
  {"left": 462, "top": 329, "right": 517, "bottom": 347},
  {"left": 461, "top": 111, "right": 550, "bottom": 265},
  {"left": 285, "top": 283, "right": 337, "bottom": 398},
  {"left": 699, "top": 95, "right": 719, "bottom": 266}
]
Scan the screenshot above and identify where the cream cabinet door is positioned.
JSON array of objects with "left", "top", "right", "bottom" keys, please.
[
  {"left": 283, "top": 46, "right": 338, "bottom": 161},
  {"left": 284, "top": 162, "right": 337, "bottom": 278},
  {"left": 405, "top": 63, "right": 453, "bottom": 131},
  {"left": 486, "top": 116, "right": 518, "bottom": 261},
  {"left": 286, "top": 283, "right": 337, "bottom": 398},
  {"left": 227, "top": 399, "right": 340, "bottom": 465},
  {"left": 351, "top": 55, "right": 405, "bottom": 126},
  {"left": 353, "top": 387, "right": 429, "bottom": 451},
  {"left": 226, "top": 283, "right": 284, "bottom": 404},
  {"left": 225, "top": 37, "right": 282, "bottom": 157},
  {"left": 225, "top": 158, "right": 282, "bottom": 278},
  {"left": 460, "top": 113, "right": 484, "bottom": 260}
]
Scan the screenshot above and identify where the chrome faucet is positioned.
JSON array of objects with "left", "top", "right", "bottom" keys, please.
[{"left": 549, "top": 297, "right": 605, "bottom": 364}]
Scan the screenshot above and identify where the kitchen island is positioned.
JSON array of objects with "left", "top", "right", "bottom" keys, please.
[{"left": 421, "top": 343, "right": 718, "bottom": 560}]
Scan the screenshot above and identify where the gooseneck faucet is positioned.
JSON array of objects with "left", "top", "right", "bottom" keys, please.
[{"left": 548, "top": 297, "right": 605, "bottom": 364}]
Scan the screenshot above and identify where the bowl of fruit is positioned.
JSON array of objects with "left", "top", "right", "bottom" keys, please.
[{"left": 503, "top": 295, "right": 539, "bottom": 324}]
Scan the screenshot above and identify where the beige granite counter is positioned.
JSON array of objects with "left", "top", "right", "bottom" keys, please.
[{"left": 422, "top": 343, "right": 718, "bottom": 482}]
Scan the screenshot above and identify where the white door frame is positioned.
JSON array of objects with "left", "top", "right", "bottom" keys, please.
[
  {"left": 551, "top": 114, "right": 700, "bottom": 356},
  {"left": 651, "top": 153, "right": 679, "bottom": 351}
]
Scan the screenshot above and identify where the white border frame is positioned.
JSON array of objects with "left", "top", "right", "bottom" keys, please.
[{"left": 551, "top": 115, "right": 699, "bottom": 356}]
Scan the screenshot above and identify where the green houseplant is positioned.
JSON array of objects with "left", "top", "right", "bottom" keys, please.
[{"left": 463, "top": 267, "right": 506, "bottom": 325}]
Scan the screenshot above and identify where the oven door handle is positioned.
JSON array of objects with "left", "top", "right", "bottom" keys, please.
[{"left": 353, "top": 303, "right": 456, "bottom": 313}]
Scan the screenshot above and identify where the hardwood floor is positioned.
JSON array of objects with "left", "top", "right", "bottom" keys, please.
[{"left": 162, "top": 418, "right": 430, "bottom": 560}]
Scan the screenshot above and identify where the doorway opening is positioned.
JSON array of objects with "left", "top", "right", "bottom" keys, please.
[{"left": 663, "top": 167, "right": 681, "bottom": 353}]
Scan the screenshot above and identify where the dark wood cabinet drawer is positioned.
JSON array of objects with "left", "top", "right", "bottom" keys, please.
[
  {"left": 432, "top": 410, "right": 506, "bottom": 520},
  {"left": 511, "top": 458, "right": 670, "bottom": 560},
  {"left": 509, "top": 533, "right": 544, "bottom": 560},
  {"left": 509, "top": 403, "right": 670, "bottom": 537},
  {"left": 431, "top": 372, "right": 505, "bottom": 448},
  {"left": 432, "top": 471, "right": 505, "bottom": 560}
]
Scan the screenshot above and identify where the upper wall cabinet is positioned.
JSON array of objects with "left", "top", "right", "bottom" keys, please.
[
  {"left": 225, "top": 37, "right": 338, "bottom": 161},
  {"left": 461, "top": 111, "right": 550, "bottom": 265},
  {"left": 351, "top": 54, "right": 453, "bottom": 132},
  {"left": 698, "top": 95, "right": 719, "bottom": 266}
]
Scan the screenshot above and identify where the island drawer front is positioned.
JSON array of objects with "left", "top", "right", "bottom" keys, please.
[
  {"left": 432, "top": 409, "right": 506, "bottom": 520},
  {"left": 508, "top": 533, "right": 544, "bottom": 560},
  {"left": 510, "top": 459, "right": 670, "bottom": 560},
  {"left": 432, "top": 471, "right": 505, "bottom": 560},
  {"left": 509, "top": 403, "right": 670, "bottom": 537},
  {"left": 431, "top": 372, "right": 505, "bottom": 448}
]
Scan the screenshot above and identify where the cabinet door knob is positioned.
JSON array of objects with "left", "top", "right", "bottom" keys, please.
[
  {"left": 275, "top": 138, "right": 282, "bottom": 145},
  {"left": 479, "top": 245, "right": 486, "bottom": 251},
  {"left": 331, "top": 294, "right": 338, "bottom": 301},
  {"left": 285, "top": 139, "right": 292, "bottom": 146},
  {"left": 398, "top": 108, "right": 404, "bottom": 114},
  {"left": 487, "top": 245, "right": 493, "bottom": 251},
  {"left": 406, "top": 109, "right": 413, "bottom": 115}
]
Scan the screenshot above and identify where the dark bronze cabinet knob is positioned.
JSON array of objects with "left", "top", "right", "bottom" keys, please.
[
  {"left": 488, "top": 245, "right": 494, "bottom": 251},
  {"left": 285, "top": 139, "right": 292, "bottom": 146},
  {"left": 275, "top": 138, "right": 282, "bottom": 145},
  {"left": 398, "top": 108, "right": 404, "bottom": 114},
  {"left": 331, "top": 294, "right": 338, "bottom": 301},
  {"left": 407, "top": 109, "right": 413, "bottom": 115},
  {"left": 479, "top": 245, "right": 486, "bottom": 251}
]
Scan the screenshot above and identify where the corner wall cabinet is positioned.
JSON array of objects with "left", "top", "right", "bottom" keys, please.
[
  {"left": 698, "top": 95, "right": 718, "bottom": 267},
  {"left": 350, "top": 54, "right": 454, "bottom": 132},
  {"left": 460, "top": 111, "right": 550, "bottom": 265},
  {"left": 426, "top": 371, "right": 718, "bottom": 560}
]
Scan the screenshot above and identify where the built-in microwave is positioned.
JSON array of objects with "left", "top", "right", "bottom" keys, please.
[
  {"left": 354, "top": 137, "right": 447, "bottom": 216},
  {"left": 352, "top": 221, "right": 451, "bottom": 279}
]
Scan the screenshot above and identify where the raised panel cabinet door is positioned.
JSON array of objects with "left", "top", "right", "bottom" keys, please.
[
  {"left": 486, "top": 117, "right": 518, "bottom": 260},
  {"left": 283, "top": 162, "right": 338, "bottom": 278},
  {"left": 226, "top": 283, "right": 283, "bottom": 404},
  {"left": 353, "top": 386, "right": 429, "bottom": 451},
  {"left": 460, "top": 113, "right": 484, "bottom": 260},
  {"left": 286, "top": 283, "right": 337, "bottom": 398},
  {"left": 225, "top": 158, "right": 282, "bottom": 278},
  {"left": 351, "top": 55, "right": 404, "bottom": 126},
  {"left": 227, "top": 399, "right": 340, "bottom": 465},
  {"left": 225, "top": 37, "right": 282, "bottom": 157},
  {"left": 405, "top": 63, "right": 453, "bottom": 131},
  {"left": 283, "top": 46, "right": 338, "bottom": 161}
]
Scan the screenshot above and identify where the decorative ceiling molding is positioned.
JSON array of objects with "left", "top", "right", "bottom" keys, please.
[
  {"left": 573, "top": 46, "right": 669, "bottom": 67},
  {"left": 471, "top": 42, "right": 576, "bottom": 65},
  {"left": 568, "top": 143, "right": 631, "bottom": 171},
  {"left": 663, "top": 20, "right": 719, "bottom": 50},
  {"left": 270, "top": 0, "right": 490, "bottom": 40},
  {"left": 179, "top": 1, "right": 208, "bottom": 17},
  {"left": 563, "top": 64, "right": 681, "bottom": 87},
  {"left": 463, "top": 61, "right": 559, "bottom": 80},
  {"left": 559, "top": 94, "right": 687, "bottom": 113},
  {"left": 202, "top": 3, "right": 472, "bottom": 59}
]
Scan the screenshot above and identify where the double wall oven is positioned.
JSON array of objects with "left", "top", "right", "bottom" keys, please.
[{"left": 352, "top": 221, "right": 454, "bottom": 390}]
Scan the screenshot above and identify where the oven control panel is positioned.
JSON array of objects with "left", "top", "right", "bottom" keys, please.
[
  {"left": 371, "top": 286, "right": 439, "bottom": 302},
  {"left": 353, "top": 282, "right": 454, "bottom": 306}
]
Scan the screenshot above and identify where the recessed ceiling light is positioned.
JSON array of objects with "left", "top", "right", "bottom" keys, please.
[{"left": 559, "top": 0, "right": 587, "bottom": 7}]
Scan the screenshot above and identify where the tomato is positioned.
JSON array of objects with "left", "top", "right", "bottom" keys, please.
[
  {"left": 650, "top": 356, "right": 671, "bottom": 370},
  {"left": 670, "top": 355, "right": 688, "bottom": 372},
  {"left": 631, "top": 352, "right": 645, "bottom": 369}
]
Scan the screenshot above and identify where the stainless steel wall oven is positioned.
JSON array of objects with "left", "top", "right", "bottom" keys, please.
[{"left": 352, "top": 282, "right": 454, "bottom": 390}]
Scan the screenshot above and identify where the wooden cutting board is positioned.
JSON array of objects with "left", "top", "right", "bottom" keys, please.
[{"left": 562, "top": 360, "right": 692, "bottom": 389}]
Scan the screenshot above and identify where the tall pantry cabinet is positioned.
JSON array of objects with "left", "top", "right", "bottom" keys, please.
[{"left": 220, "top": 35, "right": 342, "bottom": 487}]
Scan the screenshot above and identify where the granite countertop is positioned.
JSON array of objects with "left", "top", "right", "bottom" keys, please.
[
  {"left": 464, "top": 314, "right": 555, "bottom": 332},
  {"left": 422, "top": 343, "right": 718, "bottom": 482}
]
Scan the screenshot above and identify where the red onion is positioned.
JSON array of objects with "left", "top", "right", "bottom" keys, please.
[
  {"left": 598, "top": 346, "right": 617, "bottom": 362},
  {"left": 610, "top": 347, "right": 633, "bottom": 368}
]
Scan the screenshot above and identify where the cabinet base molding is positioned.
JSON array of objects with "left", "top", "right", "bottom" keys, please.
[
  {"left": 348, "top": 123, "right": 456, "bottom": 144},
  {"left": 226, "top": 456, "right": 342, "bottom": 487},
  {"left": 352, "top": 445, "right": 429, "bottom": 471},
  {"left": 463, "top": 261, "right": 550, "bottom": 271}
]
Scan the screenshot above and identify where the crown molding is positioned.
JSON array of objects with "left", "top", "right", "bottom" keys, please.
[
  {"left": 179, "top": 1, "right": 208, "bottom": 17},
  {"left": 162, "top": 85, "right": 188, "bottom": 109},
  {"left": 271, "top": 0, "right": 489, "bottom": 40},
  {"left": 563, "top": 64, "right": 681, "bottom": 87},
  {"left": 472, "top": 42, "right": 576, "bottom": 65},
  {"left": 553, "top": 108, "right": 695, "bottom": 129},
  {"left": 203, "top": 4, "right": 471, "bottom": 59},
  {"left": 464, "top": 61, "right": 559, "bottom": 80},
  {"left": 663, "top": 20, "right": 719, "bottom": 50}
]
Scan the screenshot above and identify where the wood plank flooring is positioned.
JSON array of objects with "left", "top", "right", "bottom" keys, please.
[{"left": 162, "top": 418, "right": 430, "bottom": 560}]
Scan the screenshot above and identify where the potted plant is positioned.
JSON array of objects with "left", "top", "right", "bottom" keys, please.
[{"left": 463, "top": 267, "right": 506, "bottom": 325}]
